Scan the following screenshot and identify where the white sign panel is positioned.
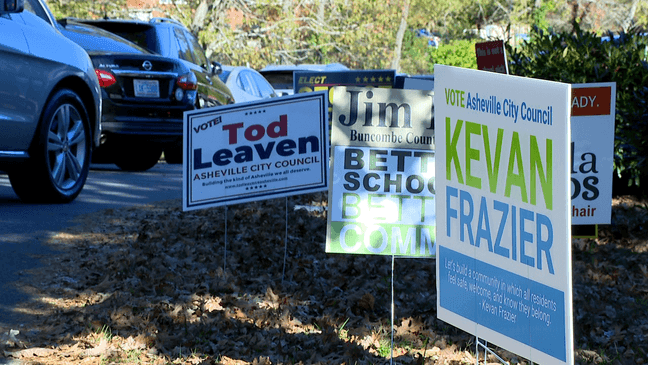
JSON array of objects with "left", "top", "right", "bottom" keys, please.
[
  {"left": 435, "top": 65, "right": 574, "bottom": 364},
  {"left": 183, "top": 92, "right": 329, "bottom": 211},
  {"left": 571, "top": 83, "right": 616, "bottom": 225},
  {"left": 326, "top": 87, "right": 436, "bottom": 257}
]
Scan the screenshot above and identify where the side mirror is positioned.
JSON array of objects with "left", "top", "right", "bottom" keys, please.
[
  {"left": 0, "top": 0, "right": 24, "bottom": 13},
  {"left": 210, "top": 61, "right": 223, "bottom": 76}
]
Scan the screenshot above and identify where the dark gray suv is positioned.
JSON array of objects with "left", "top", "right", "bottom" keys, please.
[
  {"left": 0, "top": 0, "right": 102, "bottom": 203},
  {"left": 71, "top": 17, "right": 235, "bottom": 164},
  {"left": 58, "top": 19, "right": 205, "bottom": 172}
]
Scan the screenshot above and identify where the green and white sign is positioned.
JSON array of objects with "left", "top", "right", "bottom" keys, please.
[
  {"left": 326, "top": 87, "right": 435, "bottom": 257},
  {"left": 435, "top": 65, "right": 574, "bottom": 364}
]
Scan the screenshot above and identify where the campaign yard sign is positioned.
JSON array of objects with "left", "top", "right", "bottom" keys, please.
[
  {"left": 570, "top": 83, "right": 616, "bottom": 225},
  {"left": 435, "top": 65, "right": 574, "bottom": 364},
  {"left": 326, "top": 87, "right": 436, "bottom": 257},
  {"left": 294, "top": 70, "right": 396, "bottom": 117},
  {"left": 182, "top": 92, "right": 329, "bottom": 211},
  {"left": 294, "top": 69, "right": 396, "bottom": 95},
  {"left": 475, "top": 40, "right": 508, "bottom": 74}
]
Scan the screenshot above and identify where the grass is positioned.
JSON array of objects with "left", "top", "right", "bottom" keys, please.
[
  {"left": 338, "top": 317, "right": 350, "bottom": 340},
  {"left": 97, "top": 324, "right": 113, "bottom": 342},
  {"left": 127, "top": 349, "right": 143, "bottom": 363}
]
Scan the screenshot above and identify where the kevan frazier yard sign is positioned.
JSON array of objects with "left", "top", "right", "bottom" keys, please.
[
  {"left": 435, "top": 66, "right": 574, "bottom": 364},
  {"left": 182, "top": 92, "right": 329, "bottom": 211},
  {"left": 326, "top": 87, "right": 436, "bottom": 257}
]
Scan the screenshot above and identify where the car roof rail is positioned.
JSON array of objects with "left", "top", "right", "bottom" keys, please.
[{"left": 150, "top": 17, "right": 185, "bottom": 27}]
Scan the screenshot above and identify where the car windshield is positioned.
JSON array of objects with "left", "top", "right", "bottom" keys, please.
[
  {"left": 261, "top": 71, "right": 293, "bottom": 90},
  {"left": 58, "top": 22, "right": 151, "bottom": 54},
  {"left": 79, "top": 21, "right": 160, "bottom": 53}
]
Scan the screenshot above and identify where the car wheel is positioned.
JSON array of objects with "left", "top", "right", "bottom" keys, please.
[
  {"left": 9, "top": 89, "right": 92, "bottom": 203},
  {"left": 163, "top": 145, "right": 183, "bottom": 164},
  {"left": 113, "top": 142, "right": 162, "bottom": 172}
]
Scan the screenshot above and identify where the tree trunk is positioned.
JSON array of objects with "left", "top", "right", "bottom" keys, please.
[
  {"left": 622, "top": 0, "right": 640, "bottom": 32},
  {"left": 318, "top": 0, "right": 326, "bottom": 21},
  {"left": 192, "top": 0, "right": 210, "bottom": 34},
  {"left": 391, "top": 0, "right": 410, "bottom": 72},
  {"left": 283, "top": 0, "right": 293, "bottom": 15}
]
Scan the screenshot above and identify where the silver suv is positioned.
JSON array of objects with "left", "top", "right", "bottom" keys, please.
[{"left": 0, "top": 0, "right": 101, "bottom": 203}]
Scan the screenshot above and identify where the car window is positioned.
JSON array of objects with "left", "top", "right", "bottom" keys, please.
[
  {"left": 23, "top": 0, "right": 52, "bottom": 26},
  {"left": 253, "top": 73, "right": 276, "bottom": 98},
  {"left": 184, "top": 30, "right": 208, "bottom": 68},
  {"left": 82, "top": 22, "right": 161, "bottom": 54},
  {"left": 260, "top": 71, "right": 293, "bottom": 90},
  {"left": 173, "top": 27, "right": 194, "bottom": 64},
  {"left": 119, "top": 28, "right": 159, "bottom": 53},
  {"left": 237, "top": 71, "right": 258, "bottom": 96}
]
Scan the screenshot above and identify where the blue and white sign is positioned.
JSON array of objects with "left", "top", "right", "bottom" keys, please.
[
  {"left": 570, "top": 83, "right": 616, "bottom": 225},
  {"left": 183, "top": 92, "right": 329, "bottom": 211},
  {"left": 435, "top": 65, "right": 574, "bottom": 364}
]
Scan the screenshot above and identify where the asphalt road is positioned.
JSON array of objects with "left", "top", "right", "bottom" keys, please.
[{"left": 0, "top": 162, "right": 183, "bottom": 330}]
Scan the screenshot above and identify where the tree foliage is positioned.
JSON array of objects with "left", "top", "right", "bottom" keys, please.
[
  {"left": 46, "top": 0, "right": 648, "bottom": 188},
  {"left": 48, "top": 0, "right": 128, "bottom": 20},
  {"left": 48, "top": 0, "right": 648, "bottom": 75},
  {"left": 429, "top": 39, "right": 478, "bottom": 72},
  {"left": 507, "top": 25, "right": 648, "bottom": 192},
  {"left": 163, "top": 0, "right": 407, "bottom": 71}
]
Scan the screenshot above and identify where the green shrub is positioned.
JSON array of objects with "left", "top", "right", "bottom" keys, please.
[
  {"left": 506, "top": 25, "right": 648, "bottom": 194},
  {"left": 396, "top": 32, "right": 479, "bottom": 75},
  {"left": 429, "top": 39, "right": 478, "bottom": 73},
  {"left": 400, "top": 29, "right": 435, "bottom": 75}
]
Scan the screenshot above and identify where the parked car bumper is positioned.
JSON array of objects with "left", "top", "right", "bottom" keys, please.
[{"left": 100, "top": 97, "right": 194, "bottom": 141}]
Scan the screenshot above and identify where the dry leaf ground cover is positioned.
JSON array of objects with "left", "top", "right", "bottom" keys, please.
[{"left": 1, "top": 193, "right": 648, "bottom": 365}]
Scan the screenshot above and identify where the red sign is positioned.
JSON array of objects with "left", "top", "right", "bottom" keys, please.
[
  {"left": 475, "top": 40, "right": 508, "bottom": 74},
  {"left": 571, "top": 86, "right": 612, "bottom": 116}
]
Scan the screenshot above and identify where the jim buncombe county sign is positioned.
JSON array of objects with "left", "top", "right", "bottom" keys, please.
[{"left": 326, "top": 87, "right": 435, "bottom": 257}]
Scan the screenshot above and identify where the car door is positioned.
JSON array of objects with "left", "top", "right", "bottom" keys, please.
[
  {"left": 173, "top": 27, "right": 233, "bottom": 108},
  {"left": 0, "top": 12, "right": 39, "bottom": 150},
  {"left": 182, "top": 28, "right": 234, "bottom": 106}
]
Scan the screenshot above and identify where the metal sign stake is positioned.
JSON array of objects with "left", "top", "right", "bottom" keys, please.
[{"left": 475, "top": 336, "right": 509, "bottom": 365}]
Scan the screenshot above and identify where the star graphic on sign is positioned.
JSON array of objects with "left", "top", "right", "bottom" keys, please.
[
  {"left": 378, "top": 76, "right": 384, "bottom": 82},
  {"left": 386, "top": 76, "right": 392, "bottom": 82},
  {"left": 370, "top": 76, "right": 376, "bottom": 82},
  {"left": 363, "top": 76, "right": 369, "bottom": 83},
  {"left": 245, "top": 109, "right": 266, "bottom": 116},
  {"left": 356, "top": 77, "right": 361, "bottom": 82},
  {"left": 246, "top": 184, "right": 268, "bottom": 190}
]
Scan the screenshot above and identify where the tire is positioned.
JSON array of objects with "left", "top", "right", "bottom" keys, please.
[
  {"left": 113, "top": 142, "right": 162, "bottom": 172},
  {"left": 163, "top": 144, "right": 183, "bottom": 164},
  {"left": 9, "top": 89, "right": 92, "bottom": 203},
  {"left": 90, "top": 142, "right": 114, "bottom": 164}
]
